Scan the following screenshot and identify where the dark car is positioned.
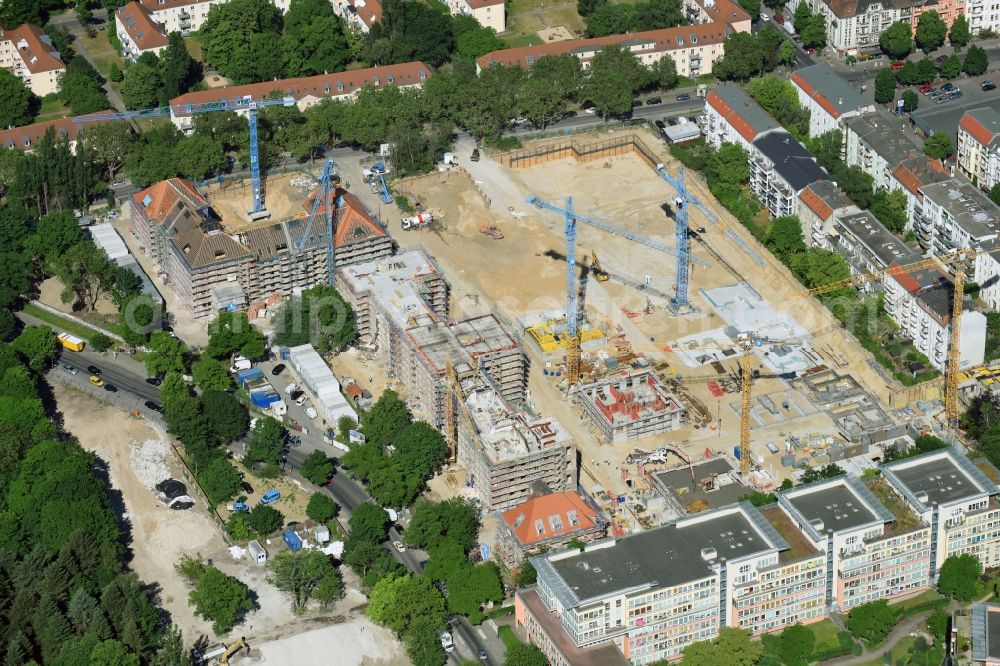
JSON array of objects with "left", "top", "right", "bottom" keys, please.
[
  {"left": 676, "top": 93, "right": 691, "bottom": 101},
  {"left": 631, "top": 99, "right": 642, "bottom": 108},
  {"left": 144, "top": 400, "right": 162, "bottom": 412},
  {"left": 103, "top": 383, "right": 118, "bottom": 393},
  {"left": 290, "top": 389, "right": 304, "bottom": 401},
  {"left": 241, "top": 481, "right": 255, "bottom": 495},
  {"left": 936, "top": 54, "right": 948, "bottom": 63},
  {"left": 654, "top": 119, "right": 666, "bottom": 130},
  {"left": 280, "top": 448, "right": 290, "bottom": 460},
  {"left": 156, "top": 479, "right": 188, "bottom": 499},
  {"left": 169, "top": 500, "right": 194, "bottom": 511},
  {"left": 470, "top": 148, "right": 480, "bottom": 162},
  {"left": 271, "top": 363, "right": 286, "bottom": 376},
  {"left": 942, "top": 82, "right": 955, "bottom": 92},
  {"left": 146, "top": 374, "right": 164, "bottom": 386},
  {"left": 983, "top": 81, "right": 996, "bottom": 91},
  {"left": 647, "top": 96, "right": 661, "bottom": 105},
  {"left": 478, "top": 649, "right": 488, "bottom": 660},
  {"left": 88, "top": 365, "right": 101, "bottom": 375}
]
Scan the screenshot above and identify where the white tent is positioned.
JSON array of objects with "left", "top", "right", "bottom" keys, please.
[{"left": 287, "top": 344, "right": 358, "bottom": 425}]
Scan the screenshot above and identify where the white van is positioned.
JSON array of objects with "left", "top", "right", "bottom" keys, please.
[{"left": 439, "top": 631, "right": 454, "bottom": 653}]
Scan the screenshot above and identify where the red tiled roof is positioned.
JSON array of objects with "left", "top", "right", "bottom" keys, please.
[
  {"left": 0, "top": 24, "right": 65, "bottom": 74},
  {"left": 501, "top": 492, "right": 599, "bottom": 547},
  {"left": 476, "top": 23, "right": 729, "bottom": 70},
  {"left": 116, "top": 2, "right": 169, "bottom": 51},
  {"left": 350, "top": 0, "right": 383, "bottom": 28},
  {"left": 465, "top": 0, "right": 504, "bottom": 8},
  {"left": 132, "top": 178, "right": 207, "bottom": 223},
  {"left": 304, "top": 186, "right": 388, "bottom": 249},
  {"left": 0, "top": 115, "right": 113, "bottom": 151},
  {"left": 169, "top": 62, "right": 431, "bottom": 115},
  {"left": 891, "top": 157, "right": 947, "bottom": 195},
  {"left": 888, "top": 261, "right": 922, "bottom": 294},
  {"left": 138, "top": 0, "right": 213, "bottom": 10},
  {"left": 799, "top": 185, "right": 834, "bottom": 221},
  {"left": 960, "top": 111, "right": 999, "bottom": 147},
  {"left": 706, "top": 89, "right": 758, "bottom": 143}
]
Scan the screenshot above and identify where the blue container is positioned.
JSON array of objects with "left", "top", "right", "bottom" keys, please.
[
  {"left": 283, "top": 529, "right": 303, "bottom": 551},
  {"left": 733, "top": 446, "right": 741, "bottom": 460}
]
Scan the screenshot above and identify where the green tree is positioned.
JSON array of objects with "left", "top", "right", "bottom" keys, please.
[
  {"left": 89, "top": 332, "right": 114, "bottom": 352},
  {"left": 584, "top": 3, "right": 638, "bottom": 37},
  {"left": 172, "top": 135, "right": 227, "bottom": 180},
  {"left": 192, "top": 356, "right": 232, "bottom": 392},
  {"left": 361, "top": 389, "right": 412, "bottom": 446},
  {"left": 89, "top": 640, "right": 139, "bottom": 666},
  {"left": 198, "top": 457, "right": 243, "bottom": 505},
  {"left": 120, "top": 62, "right": 163, "bottom": 109},
  {"left": 199, "top": 0, "right": 283, "bottom": 82},
  {"left": 963, "top": 44, "right": 989, "bottom": 75},
  {"left": 584, "top": 45, "right": 649, "bottom": 118},
  {"left": 870, "top": 188, "right": 909, "bottom": 233},
  {"left": 249, "top": 504, "right": 284, "bottom": 536},
  {"left": 55, "top": 241, "right": 118, "bottom": 311},
  {"left": 681, "top": 627, "right": 763, "bottom": 666},
  {"left": 145, "top": 331, "right": 189, "bottom": 376},
  {"left": 306, "top": 492, "right": 338, "bottom": 523},
  {"left": 793, "top": 3, "right": 812, "bottom": 33},
  {"left": 937, "top": 553, "right": 982, "bottom": 601},
  {"left": 206, "top": 311, "right": 266, "bottom": 360},
  {"left": 504, "top": 642, "right": 548, "bottom": 666},
  {"left": 779, "top": 41, "right": 797, "bottom": 66},
  {"left": 188, "top": 567, "right": 252, "bottom": 634},
  {"left": 801, "top": 14, "right": 827, "bottom": 48},
  {"left": 715, "top": 31, "right": 766, "bottom": 80},
  {"left": 447, "top": 562, "right": 503, "bottom": 624},
  {"left": 159, "top": 32, "right": 198, "bottom": 100},
  {"left": 915, "top": 10, "right": 947, "bottom": 52},
  {"left": 226, "top": 511, "right": 254, "bottom": 540},
  {"left": 281, "top": 0, "right": 350, "bottom": 76},
  {"left": 79, "top": 123, "right": 135, "bottom": 183},
  {"left": 652, "top": 54, "right": 678, "bottom": 90},
  {"left": 940, "top": 53, "right": 962, "bottom": 78},
  {"left": 777, "top": 623, "right": 815, "bottom": 666},
  {"left": 11, "top": 326, "right": 58, "bottom": 373},
  {"left": 924, "top": 132, "right": 954, "bottom": 160},
  {"left": 990, "top": 183, "right": 1000, "bottom": 207},
  {"left": 799, "top": 463, "right": 845, "bottom": 484},
  {"left": 300, "top": 450, "right": 334, "bottom": 485},
  {"left": 739, "top": 490, "right": 777, "bottom": 507},
  {"left": 366, "top": 0, "right": 454, "bottom": 66},
  {"left": 272, "top": 284, "right": 356, "bottom": 354},
  {"left": 367, "top": 573, "right": 447, "bottom": 637},
  {"left": 950, "top": 14, "right": 971, "bottom": 48},
  {"left": 706, "top": 142, "right": 750, "bottom": 186},
  {"left": 109, "top": 62, "right": 124, "bottom": 82},
  {"left": 405, "top": 497, "right": 480, "bottom": 551},
  {"left": 764, "top": 216, "right": 806, "bottom": 263},
  {"left": 914, "top": 56, "right": 938, "bottom": 84},
  {"left": 515, "top": 560, "right": 537, "bottom": 586},
  {"left": 874, "top": 68, "right": 897, "bottom": 104},
  {"left": 244, "top": 416, "right": 285, "bottom": 469},
  {"left": 267, "top": 549, "right": 342, "bottom": 611},
  {"left": 880, "top": 21, "right": 914, "bottom": 59},
  {"left": 0, "top": 69, "right": 38, "bottom": 127},
  {"left": 59, "top": 72, "right": 110, "bottom": 115},
  {"left": 200, "top": 389, "right": 248, "bottom": 444},
  {"left": 845, "top": 599, "right": 899, "bottom": 645},
  {"left": 452, "top": 15, "right": 505, "bottom": 60}
]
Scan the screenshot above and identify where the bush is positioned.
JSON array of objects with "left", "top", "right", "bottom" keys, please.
[
  {"left": 226, "top": 511, "right": 254, "bottom": 541},
  {"left": 249, "top": 504, "right": 284, "bottom": 536},
  {"left": 898, "top": 597, "right": 950, "bottom": 618},
  {"left": 306, "top": 492, "right": 338, "bottom": 523},
  {"left": 89, "top": 332, "right": 113, "bottom": 352}
]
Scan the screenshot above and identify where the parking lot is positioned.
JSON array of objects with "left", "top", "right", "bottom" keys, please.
[{"left": 911, "top": 73, "right": 1000, "bottom": 136}]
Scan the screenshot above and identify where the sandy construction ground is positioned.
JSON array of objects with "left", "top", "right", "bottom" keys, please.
[{"left": 207, "top": 171, "right": 319, "bottom": 233}]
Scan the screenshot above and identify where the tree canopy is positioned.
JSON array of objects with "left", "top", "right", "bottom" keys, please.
[
  {"left": 937, "top": 553, "right": 982, "bottom": 601},
  {"left": 880, "top": 21, "right": 914, "bottom": 59},
  {"left": 845, "top": 600, "right": 899, "bottom": 645},
  {"left": 267, "top": 549, "right": 343, "bottom": 611},
  {"left": 680, "top": 627, "right": 763, "bottom": 666},
  {"left": 915, "top": 10, "right": 947, "bottom": 52}
]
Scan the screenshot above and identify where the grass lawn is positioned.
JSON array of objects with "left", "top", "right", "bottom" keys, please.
[
  {"left": 859, "top": 635, "right": 916, "bottom": 666},
  {"left": 504, "top": 0, "right": 585, "bottom": 45},
  {"left": 21, "top": 302, "right": 103, "bottom": 341},
  {"left": 977, "top": 572, "right": 1000, "bottom": 599},
  {"left": 183, "top": 35, "right": 203, "bottom": 61},
  {"left": 891, "top": 589, "right": 944, "bottom": 609},
  {"left": 807, "top": 618, "right": 842, "bottom": 651},
  {"left": 498, "top": 625, "right": 523, "bottom": 651},
  {"left": 502, "top": 32, "right": 544, "bottom": 47},
  {"left": 76, "top": 31, "right": 119, "bottom": 79},
  {"left": 37, "top": 96, "right": 70, "bottom": 121}
]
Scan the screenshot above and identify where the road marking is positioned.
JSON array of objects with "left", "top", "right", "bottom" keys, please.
[{"left": 478, "top": 628, "right": 487, "bottom": 640}]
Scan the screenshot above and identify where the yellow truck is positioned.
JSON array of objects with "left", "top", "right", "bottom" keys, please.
[{"left": 57, "top": 333, "right": 86, "bottom": 352}]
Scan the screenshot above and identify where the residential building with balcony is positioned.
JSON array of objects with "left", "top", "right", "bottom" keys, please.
[
  {"left": 799, "top": 180, "right": 858, "bottom": 247},
  {"left": 777, "top": 475, "right": 932, "bottom": 611},
  {"left": 497, "top": 490, "right": 606, "bottom": 566},
  {"left": 881, "top": 447, "right": 1000, "bottom": 573},
  {"left": 794, "top": 0, "right": 916, "bottom": 56},
  {"left": 115, "top": 2, "right": 169, "bottom": 61},
  {"left": 829, "top": 210, "right": 921, "bottom": 283},
  {"left": 444, "top": 0, "right": 505, "bottom": 32},
  {"left": 791, "top": 63, "right": 876, "bottom": 137},
  {"left": 168, "top": 62, "right": 431, "bottom": 131},
  {"left": 908, "top": 0, "right": 965, "bottom": 34},
  {"left": 882, "top": 261, "right": 986, "bottom": 371},
  {"left": 966, "top": 0, "right": 1000, "bottom": 34},
  {"left": 749, "top": 131, "right": 831, "bottom": 218},
  {"left": 915, "top": 178, "right": 1000, "bottom": 257},
  {"left": 516, "top": 502, "right": 824, "bottom": 665},
  {"left": 958, "top": 108, "right": 1000, "bottom": 192},
  {"left": 975, "top": 243, "right": 1000, "bottom": 311},
  {"left": 703, "top": 82, "right": 781, "bottom": 152},
  {"left": 844, "top": 110, "right": 921, "bottom": 191},
  {"left": 0, "top": 24, "right": 65, "bottom": 97},
  {"left": 889, "top": 156, "right": 952, "bottom": 230}
]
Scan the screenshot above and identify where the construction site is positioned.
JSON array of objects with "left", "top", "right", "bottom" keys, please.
[{"left": 388, "top": 128, "right": 927, "bottom": 533}]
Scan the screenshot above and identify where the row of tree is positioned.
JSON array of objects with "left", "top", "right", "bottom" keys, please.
[
  {"left": 879, "top": 13, "right": 972, "bottom": 59},
  {"left": 579, "top": 0, "right": 687, "bottom": 38}
]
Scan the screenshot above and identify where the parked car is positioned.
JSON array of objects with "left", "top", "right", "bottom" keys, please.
[
  {"left": 942, "top": 82, "right": 956, "bottom": 92},
  {"left": 470, "top": 148, "right": 480, "bottom": 162},
  {"left": 62, "top": 363, "right": 78, "bottom": 375},
  {"left": 774, "top": 13, "right": 784, "bottom": 23},
  {"left": 89, "top": 375, "right": 105, "bottom": 387},
  {"left": 654, "top": 119, "right": 666, "bottom": 130},
  {"left": 295, "top": 394, "right": 308, "bottom": 406},
  {"left": 271, "top": 363, "right": 286, "bottom": 376},
  {"left": 260, "top": 490, "right": 280, "bottom": 504},
  {"left": 919, "top": 84, "right": 934, "bottom": 94},
  {"left": 647, "top": 96, "right": 661, "bottom": 105},
  {"left": 144, "top": 400, "right": 162, "bottom": 412},
  {"left": 583, "top": 106, "right": 597, "bottom": 115},
  {"left": 936, "top": 54, "right": 949, "bottom": 63},
  {"left": 146, "top": 374, "right": 163, "bottom": 386},
  {"left": 982, "top": 80, "right": 996, "bottom": 91},
  {"left": 284, "top": 383, "right": 299, "bottom": 395},
  {"left": 676, "top": 93, "right": 691, "bottom": 101},
  {"left": 88, "top": 365, "right": 101, "bottom": 375},
  {"left": 760, "top": 12, "right": 770, "bottom": 20},
  {"left": 478, "top": 649, "right": 489, "bottom": 661},
  {"left": 241, "top": 481, "right": 255, "bottom": 494},
  {"left": 949, "top": 90, "right": 963, "bottom": 99},
  {"left": 103, "top": 383, "right": 118, "bottom": 393},
  {"left": 393, "top": 540, "right": 407, "bottom": 552},
  {"left": 891, "top": 61, "right": 905, "bottom": 71},
  {"left": 806, "top": 46, "right": 815, "bottom": 55}
]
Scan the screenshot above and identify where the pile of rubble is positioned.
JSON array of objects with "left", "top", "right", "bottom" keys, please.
[{"left": 130, "top": 438, "right": 170, "bottom": 489}]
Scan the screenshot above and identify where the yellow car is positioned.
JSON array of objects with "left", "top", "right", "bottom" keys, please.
[{"left": 89, "top": 375, "right": 105, "bottom": 387}]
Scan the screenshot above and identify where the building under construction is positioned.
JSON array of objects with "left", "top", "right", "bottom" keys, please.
[
  {"left": 337, "top": 249, "right": 526, "bottom": 427},
  {"left": 578, "top": 370, "right": 687, "bottom": 444},
  {"left": 129, "top": 177, "right": 392, "bottom": 318},
  {"left": 458, "top": 386, "right": 577, "bottom": 511}
]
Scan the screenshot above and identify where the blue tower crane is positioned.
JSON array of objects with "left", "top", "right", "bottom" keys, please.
[
  {"left": 527, "top": 194, "right": 710, "bottom": 386},
  {"left": 654, "top": 162, "right": 718, "bottom": 313},
  {"left": 74, "top": 95, "right": 297, "bottom": 217},
  {"left": 297, "top": 159, "right": 339, "bottom": 286},
  {"left": 371, "top": 162, "right": 393, "bottom": 205}
]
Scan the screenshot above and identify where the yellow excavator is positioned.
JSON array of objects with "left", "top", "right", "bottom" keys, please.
[
  {"left": 216, "top": 638, "right": 247, "bottom": 665},
  {"left": 590, "top": 250, "right": 610, "bottom": 282}
]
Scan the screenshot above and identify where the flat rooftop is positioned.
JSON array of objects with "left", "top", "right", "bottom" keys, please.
[
  {"left": 466, "top": 387, "right": 572, "bottom": 463},
  {"left": 652, "top": 457, "right": 751, "bottom": 512},
  {"left": 920, "top": 179, "right": 1000, "bottom": 240},
  {"left": 783, "top": 478, "right": 884, "bottom": 536},
  {"left": 883, "top": 449, "right": 992, "bottom": 508},
  {"left": 548, "top": 506, "right": 776, "bottom": 601},
  {"left": 340, "top": 249, "right": 440, "bottom": 330},
  {"left": 990, "top": 606, "right": 1000, "bottom": 660},
  {"left": 846, "top": 110, "right": 920, "bottom": 166},
  {"left": 758, "top": 504, "right": 820, "bottom": 563},
  {"left": 582, "top": 370, "right": 685, "bottom": 427},
  {"left": 834, "top": 210, "right": 921, "bottom": 269}
]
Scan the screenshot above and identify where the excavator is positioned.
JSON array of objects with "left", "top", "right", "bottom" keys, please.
[
  {"left": 216, "top": 638, "right": 247, "bottom": 665},
  {"left": 590, "top": 250, "right": 610, "bottom": 282}
]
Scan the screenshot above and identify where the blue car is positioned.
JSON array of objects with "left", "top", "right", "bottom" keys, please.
[
  {"left": 233, "top": 502, "right": 249, "bottom": 512},
  {"left": 676, "top": 93, "right": 691, "bottom": 102},
  {"left": 261, "top": 489, "right": 281, "bottom": 504}
]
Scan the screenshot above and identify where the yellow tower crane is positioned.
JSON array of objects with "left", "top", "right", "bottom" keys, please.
[{"left": 445, "top": 361, "right": 460, "bottom": 462}]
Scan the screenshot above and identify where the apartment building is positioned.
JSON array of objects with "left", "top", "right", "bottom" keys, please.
[
  {"left": 459, "top": 387, "right": 577, "bottom": 511},
  {"left": 882, "top": 261, "right": 986, "bottom": 371},
  {"left": 881, "top": 447, "right": 1000, "bottom": 573},
  {"left": 749, "top": 131, "right": 831, "bottom": 218},
  {"left": 115, "top": 2, "right": 169, "bottom": 61},
  {"left": 331, "top": 0, "right": 382, "bottom": 32},
  {"left": 791, "top": 63, "right": 876, "bottom": 138},
  {"left": 966, "top": 0, "right": 1000, "bottom": 35},
  {"left": 777, "top": 475, "right": 931, "bottom": 611},
  {"left": 703, "top": 83, "right": 781, "bottom": 152},
  {"left": 130, "top": 177, "right": 392, "bottom": 317},
  {"left": 337, "top": 250, "right": 527, "bottom": 428},
  {"left": 793, "top": 0, "right": 915, "bottom": 56},
  {"left": 168, "top": 62, "right": 432, "bottom": 131},
  {"left": 889, "top": 156, "right": 952, "bottom": 229},
  {"left": 915, "top": 179, "right": 1000, "bottom": 257},
  {"left": 799, "top": 180, "right": 858, "bottom": 247},
  {"left": 498, "top": 490, "right": 605, "bottom": 566},
  {"left": 444, "top": 0, "right": 505, "bottom": 32},
  {"left": 976, "top": 244, "right": 1000, "bottom": 311},
  {"left": 0, "top": 24, "right": 65, "bottom": 97},
  {"left": 908, "top": 0, "right": 965, "bottom": 33},
  {"left": 829, "top": 210, "right": 921, "bottom": 282},
  {"left": 0, "top": 116, "right": 113, "bottom": 153},
  {"left": 518, "top": 503, "right": 815, "bottom": 665},
  {"left": 577, "top": 370, "right": 687, "bottom": 444},
  {"left": 958, "top": 108, "right": 1000, "bottom": 192},
  {"left": 844, "top": 110, "right": 921, "bottom": 191}
]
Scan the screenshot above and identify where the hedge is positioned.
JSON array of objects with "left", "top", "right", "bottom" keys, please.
[
  {"left": 811, "top": 631, "right": 858, "bottom": 662},
  {"left": 897, "top": 597, "right": 950, "bottom": 618}
]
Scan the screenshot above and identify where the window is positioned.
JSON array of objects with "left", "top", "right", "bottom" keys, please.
[
  {"left": 419, "top": 69, "right": 427, "bottom": 80},
  {"left": 336, "top": 81, "right": 344, "bottom": 92},
  {"left": 568, "top": 510, "right": 579, "bottom": 526},
  {"left": 526, "top": 55, "right": 535, "bottom": 65},
  {"left": 387, "top": 74, "right": 394, "bottom": 83},
  {"left": 535, "top": 519, "right": 545, "bottom": 536}
]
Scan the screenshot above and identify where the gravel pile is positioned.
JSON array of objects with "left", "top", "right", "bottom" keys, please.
[{"left": 130, "top": 438, "right": 171, "bottom": 489}]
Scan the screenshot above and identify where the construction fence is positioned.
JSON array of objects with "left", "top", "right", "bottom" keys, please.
[{"left": 498, "top": 134, "right": 662, "bottom": 170}]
